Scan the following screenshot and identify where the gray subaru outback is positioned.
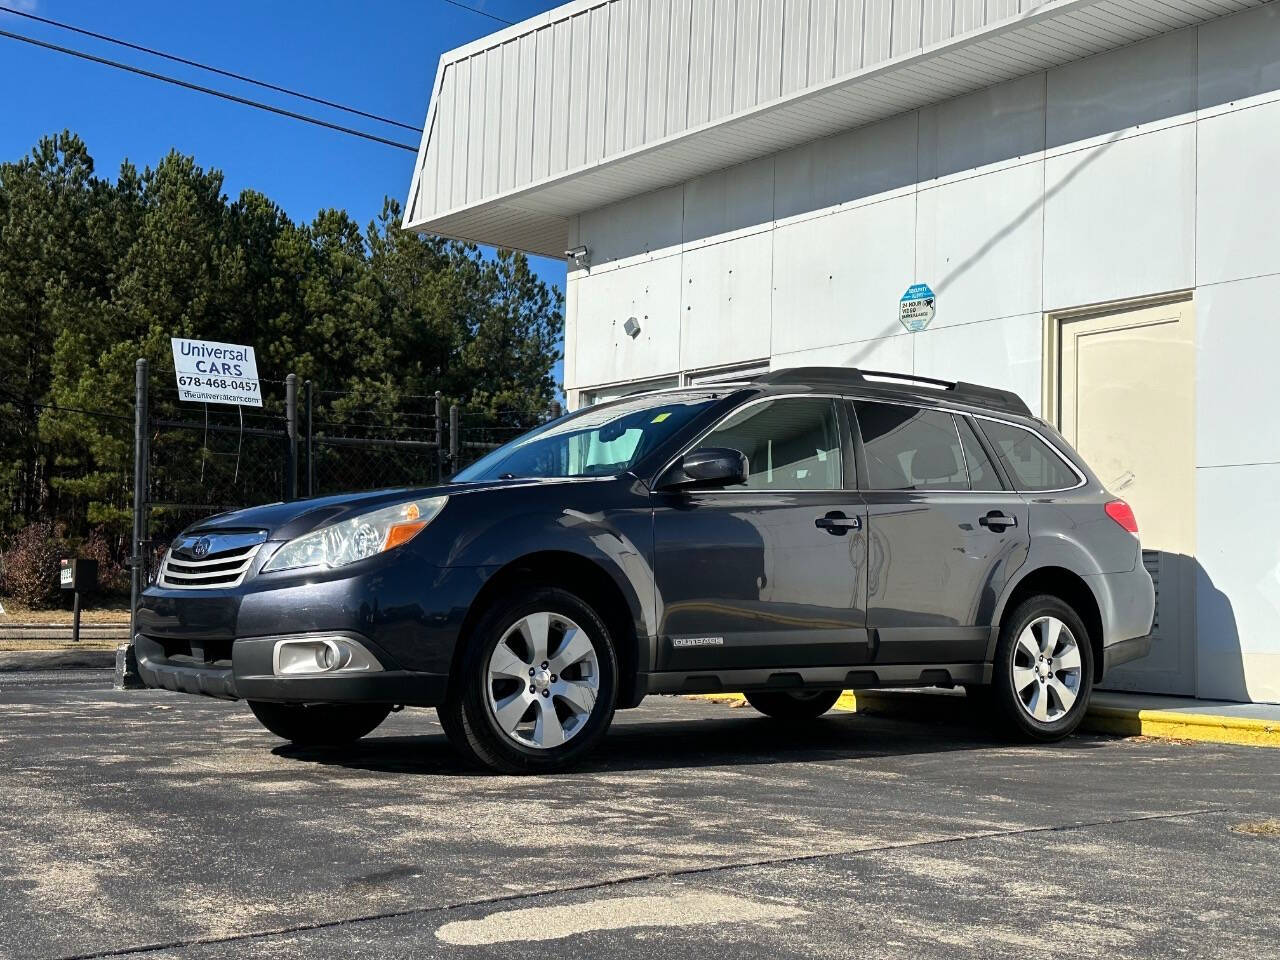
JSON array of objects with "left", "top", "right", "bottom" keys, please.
[{"left": 138, "top": 366, "right": 1155, "bottom": 773}]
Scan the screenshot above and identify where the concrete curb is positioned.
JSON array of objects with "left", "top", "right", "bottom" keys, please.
[{"left": 688, "top": 690, "right": 1280, "bottom": 749}]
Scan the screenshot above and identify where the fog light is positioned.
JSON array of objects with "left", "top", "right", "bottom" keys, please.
[{"left": 272, "top": 636, "right": 382, "bottom": 677}]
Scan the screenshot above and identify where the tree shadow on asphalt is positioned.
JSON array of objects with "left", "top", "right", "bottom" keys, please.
[{"left": 270, "top": 697, "right": 1115, "bottom": 778}]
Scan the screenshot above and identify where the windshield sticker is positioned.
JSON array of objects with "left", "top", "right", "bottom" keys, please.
[{"left": 651, "top": 412, "right": 671, "bottom": 423}]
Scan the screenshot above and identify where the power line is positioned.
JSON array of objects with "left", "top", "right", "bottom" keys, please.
[
  {"left": 0, "top": 27, "right": 419, "bottom": 152},
  {"left": 0, "top": 5, "right": 422, "bottom": 132},
  {"left": 439, "top": 1, "right": 517, "bottom": 26}
]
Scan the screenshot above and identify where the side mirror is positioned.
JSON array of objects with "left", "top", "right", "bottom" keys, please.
[{"left": 660, "top": 447, "right": 748, "bottom": 491}]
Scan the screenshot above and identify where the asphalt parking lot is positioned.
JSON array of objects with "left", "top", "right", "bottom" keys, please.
[{"left": 1, "top": 672, "right": 1277, "bottom": 960}]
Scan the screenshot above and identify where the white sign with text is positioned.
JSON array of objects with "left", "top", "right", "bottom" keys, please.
[{"left": 170, "top": 337, "right": 262, "bottom": 407}]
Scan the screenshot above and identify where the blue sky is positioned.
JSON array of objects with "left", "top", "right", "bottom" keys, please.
[{"left": 0, "top": 0, "right": 567, "bottom": 381}]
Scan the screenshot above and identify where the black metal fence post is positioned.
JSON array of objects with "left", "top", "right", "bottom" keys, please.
[
  {"left": 129, "top": 358, "right": 148, "bottom": 642},
  {"left": 434, "top": 390, "right": 443, "bottom": 480},
  {"left": 303, "top": 378, "right": 314, "bottom": 497},
  {"left": 284, "top": 373, "right": 298, "bottom": 501},
  {"left": 449, "top": 404, "right": 460, "bottom": 474}
]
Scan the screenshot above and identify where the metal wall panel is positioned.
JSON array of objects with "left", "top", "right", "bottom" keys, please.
[
  {"left": 665, "top": 0, "right": 693, "bottom": 134},
  {"left": 923, "top": 0, "right": 957, "bottom": 46},
  {"left": 408, "top": 0, "right": 1261, "bottom": 228},
  {"left": 434, "top": 68, "right": 454, "bottom": 213},
  {"left": 466, "top": 56, "right": 487, "bottom": 204},
  {"left": 625, "top": 0, "right": 651, "bottom": 149},
  {"left": 732, "top": 0, "right": 762, "bottom": 111},
  {"left": 809, "top": 0, "right": 839, "bottom": 85},
  {"left": 515, "top": 33, "right": 538, "bottom": 186},
  {"left": 862, "top": 0, "right": 895, "bottom": 65},
  {"left": 548, "top": 20, "right": 572, "bottom": 174},
  {"left": 709, "top": 0, "right": 737, "bottom": 121},
  {"left": 482, "top": 49, "right": 503, "bottom": 198},
  {"left": 450, "top": 58, "right": 471, "bottom": 209},
  {"left": 833, "top": 0, "right": 866, "bottom": 75},
  {"left": 954, "top": 0, "right": 985, "bottom": 35},
  {"left": 605, "top": 1, "right": 630, "bottom": 155},
  {"left": 532, "top": 27, "right": 556, "bottom": 180},
  {"left": 780, "top": 0, "right": 811, "bottom": 96},
  {"left": 687, "top": 0, "right": 714, "bottom": 125},
  {"left": 757, "top": 0, "right": 785, "bottom": 101},
  {"left": 585, "top": 7, "right": 610, "bottom": 163},
  {"left": 645, "top": 0, "right": 672, "bottom": 140},
  {"left": 498, "top": 41, "right": 520, "bottom": 193},
  {"left": 892, "top": 0, "right": 924, "bottom": 57}
]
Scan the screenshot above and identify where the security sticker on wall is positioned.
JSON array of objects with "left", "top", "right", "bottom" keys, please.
[{"left": 899, "top": 283, "right": 936, "bottom": 332}]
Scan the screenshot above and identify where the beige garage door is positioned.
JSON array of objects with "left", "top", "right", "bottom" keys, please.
[{"left": 1054, "top": 296, "right": 1196, "bottom": 695}]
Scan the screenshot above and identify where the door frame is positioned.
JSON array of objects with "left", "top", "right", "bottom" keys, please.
[
  {"left": 1042, "top": 290, "right": 1198, "bottom": 696},
  {"left": 1041, "top": 289, "right": 1193, "bottom": 425}
]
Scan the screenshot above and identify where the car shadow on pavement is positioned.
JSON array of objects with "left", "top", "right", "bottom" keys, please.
[{"left": 270, "top": 701, "right": 1114, "bottom": 778}]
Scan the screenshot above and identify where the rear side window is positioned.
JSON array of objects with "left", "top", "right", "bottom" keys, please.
[
  {"left": 853, "top": 401, "right": 968, "bottom": 491},
  {"left": 979, "top": 420, "right": 1079, "bottom": 491},
  {"left": 704, "top": 396, "right": 842, "bottom": 490}
]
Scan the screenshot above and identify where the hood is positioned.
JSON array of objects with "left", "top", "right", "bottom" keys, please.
[{"left": 180, "top": 477, "right": 612, "bottom": 543}]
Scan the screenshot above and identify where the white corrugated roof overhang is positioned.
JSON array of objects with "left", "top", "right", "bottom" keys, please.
[{"left": 404, "top": 0, "right": 1261, "bottom": 257}]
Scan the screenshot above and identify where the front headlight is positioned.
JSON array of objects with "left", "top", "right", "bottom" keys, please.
[{"left": 262, "top": 496, "right": 447, "bottom": 573}]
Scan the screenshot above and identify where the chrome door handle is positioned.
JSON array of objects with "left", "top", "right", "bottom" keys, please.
[
  {"left": 979, "top": 511, "right": 1017, "bottom": 531},
  {"left": 815, "top": 512, "right": 861, "bottom": 535}
]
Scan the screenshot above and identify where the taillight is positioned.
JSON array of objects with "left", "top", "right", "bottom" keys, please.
[{"left": 1105, "top": 499, "right": 1138, "bottom": 534}]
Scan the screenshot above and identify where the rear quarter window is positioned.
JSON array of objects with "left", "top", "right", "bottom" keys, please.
[{"left": 979, "top": 420, "right": 1079, "bottom": 492}]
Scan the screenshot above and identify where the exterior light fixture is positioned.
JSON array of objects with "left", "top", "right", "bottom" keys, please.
[{"left": 623, "top": 316, "right": 642, "bottom": 339}]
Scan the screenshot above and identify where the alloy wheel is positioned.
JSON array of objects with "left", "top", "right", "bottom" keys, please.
[
  {"left": 485, "top": 612, "right": 600, "bottom": 750},
  {"left": 1011, "top": 615, "right": 1083, "bottom": 724}
]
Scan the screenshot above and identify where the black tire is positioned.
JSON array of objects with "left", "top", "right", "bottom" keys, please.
[
  {"left": 438, "top": 586, "right": 618, "bottom": 774},
  {"left": 247, "top": 700, "right": 392, "bottom": 746},
  {"left": 744, "top": 689, "right": 842, "bottom": 720},
  {"left": 992, "top": 594, "right": 1095, "bottom": 742}
]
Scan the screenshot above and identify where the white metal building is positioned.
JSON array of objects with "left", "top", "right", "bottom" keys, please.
[{"left": 405, "top": 0, "right": 1280, "bottom": 704}]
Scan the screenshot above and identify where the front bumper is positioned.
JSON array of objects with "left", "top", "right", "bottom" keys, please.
[
  {"left": 135, "top": 557, "right": 490, "bottom": 705},
  {"left": 134, "top": 632, "right": 448, "bottom": 705}
]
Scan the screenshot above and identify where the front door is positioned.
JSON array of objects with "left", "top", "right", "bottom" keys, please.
[
  {"left": 1056, "top": 296, "right": 1196, "bottom": 695},
  {"left": 652, "top": 395, "right": 869, "bottom": 671},
  {"left": 852, "top": 400, "right": 1030, "bottom": 664}
]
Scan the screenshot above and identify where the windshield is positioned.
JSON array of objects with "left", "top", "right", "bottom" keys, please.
[{"left": 453, "top": 391, "right": 721, "bottom": 482}]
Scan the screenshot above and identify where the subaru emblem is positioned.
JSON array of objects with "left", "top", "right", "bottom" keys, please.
[{"left": 193, "top": 537, "right": 211, "bottom": 559}]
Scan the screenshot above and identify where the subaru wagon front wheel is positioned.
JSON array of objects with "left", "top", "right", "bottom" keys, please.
[
  {"left": 993, "top": 595, "right": 1094, "bottom": 742},
  {"left": 439, "top": 587, "right": 618, "bottom": 774}
]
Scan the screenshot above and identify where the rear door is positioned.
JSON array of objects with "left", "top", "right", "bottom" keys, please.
[
  {"left": 652, "top": 395, "right": 870, "bottom": 671},
  {"left": 850, "top": 400, "right": 1029, "bottom": 664}
]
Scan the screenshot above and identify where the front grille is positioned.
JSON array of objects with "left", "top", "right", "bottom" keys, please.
[{"left": 159, "top": 530, "right": 267, "bottom": 589}]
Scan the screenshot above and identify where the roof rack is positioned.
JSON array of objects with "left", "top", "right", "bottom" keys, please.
[{"left": 753, "top": 367, "right": 1033, "bottom": 417}]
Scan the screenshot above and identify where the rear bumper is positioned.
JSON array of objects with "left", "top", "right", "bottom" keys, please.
[
  {"left": 133, "top": 633, "right": 448, "bottom": 705},
  {"left": 1085, "top": 561, "right": 1157, "bottom": 679},
  {"left": 1102, "top": 633, "right": 1154, "bottom": 674}
]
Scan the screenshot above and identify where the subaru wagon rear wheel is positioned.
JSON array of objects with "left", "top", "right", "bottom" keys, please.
[
  {"left": 440, "top": 587, "right": 618, "bottom": 774},
  {"left": 994, "top": 595, "right": 1094, "bottom": 742}
]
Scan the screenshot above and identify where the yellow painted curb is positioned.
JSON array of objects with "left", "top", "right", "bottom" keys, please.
[
  {"left": 1082, "top": 706, "right": 1280, "bottom": 748},
  {"left": 687, "top": 691, "right": 1280, "bottom": 748}
]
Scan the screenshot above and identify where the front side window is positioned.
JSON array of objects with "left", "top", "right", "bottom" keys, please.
[
  {"left": 454, "top": 392, "right": 718, "bottom": 482},
  {"left": 703, "top": 397, "right": 842, "bottom": 491},
  {"left": 854, "top": 401, "right": 969, "bottom": 491},
  {"left": 979, "top": 420, "right": 1080, "bottom": 492}
]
